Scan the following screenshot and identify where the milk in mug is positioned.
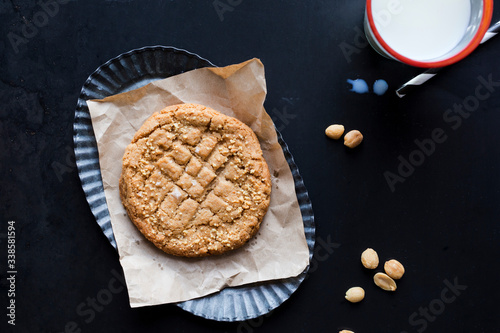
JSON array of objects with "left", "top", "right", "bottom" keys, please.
[{"left": 370, "top": 0, "right": 471, "bottom": 61}]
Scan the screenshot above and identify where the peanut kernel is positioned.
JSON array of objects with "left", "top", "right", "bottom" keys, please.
[
  {"left": 344, "top": 130, "right": 363, "bottom": 148},
  {"left": 325, "top": 124, "right": 345, "bottom": 140},
  {"left": 361, "top": 248, "right": 379, "bottom": 269},
  {"left": 345, "top": 287, "right": 365, "bottom": 303},
  {"left": 374, "top": 272, "right": 397, "bottom": 291},
  {"left": 384, "top": 259, "right": 405, "bottom": 280}
]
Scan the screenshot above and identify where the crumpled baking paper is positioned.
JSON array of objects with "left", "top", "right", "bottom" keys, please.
[{"left": 87, "top": 58, "right": 310, "bottom": 307}]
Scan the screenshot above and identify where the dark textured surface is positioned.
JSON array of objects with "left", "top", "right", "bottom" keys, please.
[{"left": 1, "top": 1, "right": 500, "bottom": 332}]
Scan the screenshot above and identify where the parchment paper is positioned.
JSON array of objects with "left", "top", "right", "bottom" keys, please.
[{"left": 87, "top": 58, "right": 310, "bottom": 307}]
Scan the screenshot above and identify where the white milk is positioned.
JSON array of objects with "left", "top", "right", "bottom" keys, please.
[{"left": 371, "top": 0, "right": 471, "bottom": 61}]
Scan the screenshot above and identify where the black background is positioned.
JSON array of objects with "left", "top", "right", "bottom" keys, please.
[{"left": 1, "top": 1, "right": 500, "bottom": 332}]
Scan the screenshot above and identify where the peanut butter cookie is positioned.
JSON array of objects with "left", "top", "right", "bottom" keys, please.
[{"left": 119, "top": 104, "right": 271, "bottom": 257}]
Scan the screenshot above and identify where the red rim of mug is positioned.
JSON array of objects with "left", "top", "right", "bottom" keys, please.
[{"left": 366, "top": 0, "right": 494, "bottom": 68}]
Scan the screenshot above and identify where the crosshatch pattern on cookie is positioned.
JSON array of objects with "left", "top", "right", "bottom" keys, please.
[{"left": 119, "top": 104, "right": 272, "bottom": 257}]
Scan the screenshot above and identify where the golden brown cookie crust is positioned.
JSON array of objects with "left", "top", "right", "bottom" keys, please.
[{"left": 119, "top": 103, "right": 271, "bottom": 257}]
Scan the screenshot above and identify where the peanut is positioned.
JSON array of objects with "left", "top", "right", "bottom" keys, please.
[
  {"left": 344, "top": 130, "right": 363, "bottom": 148},
  {"left": 374, "top": 272, "right": 397, "bottom": 291},
  {"left": 384, "top": 259, "right": 405, "bottom": 279},
  {"left": 345, "top": 287, "right": 365, "bottom": 303},
  {"left": 361, "top": 248, "right": 379, "bottom": 269},
  {"left": 325, "top": 124, "right": 345, "bottom": 140}
]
